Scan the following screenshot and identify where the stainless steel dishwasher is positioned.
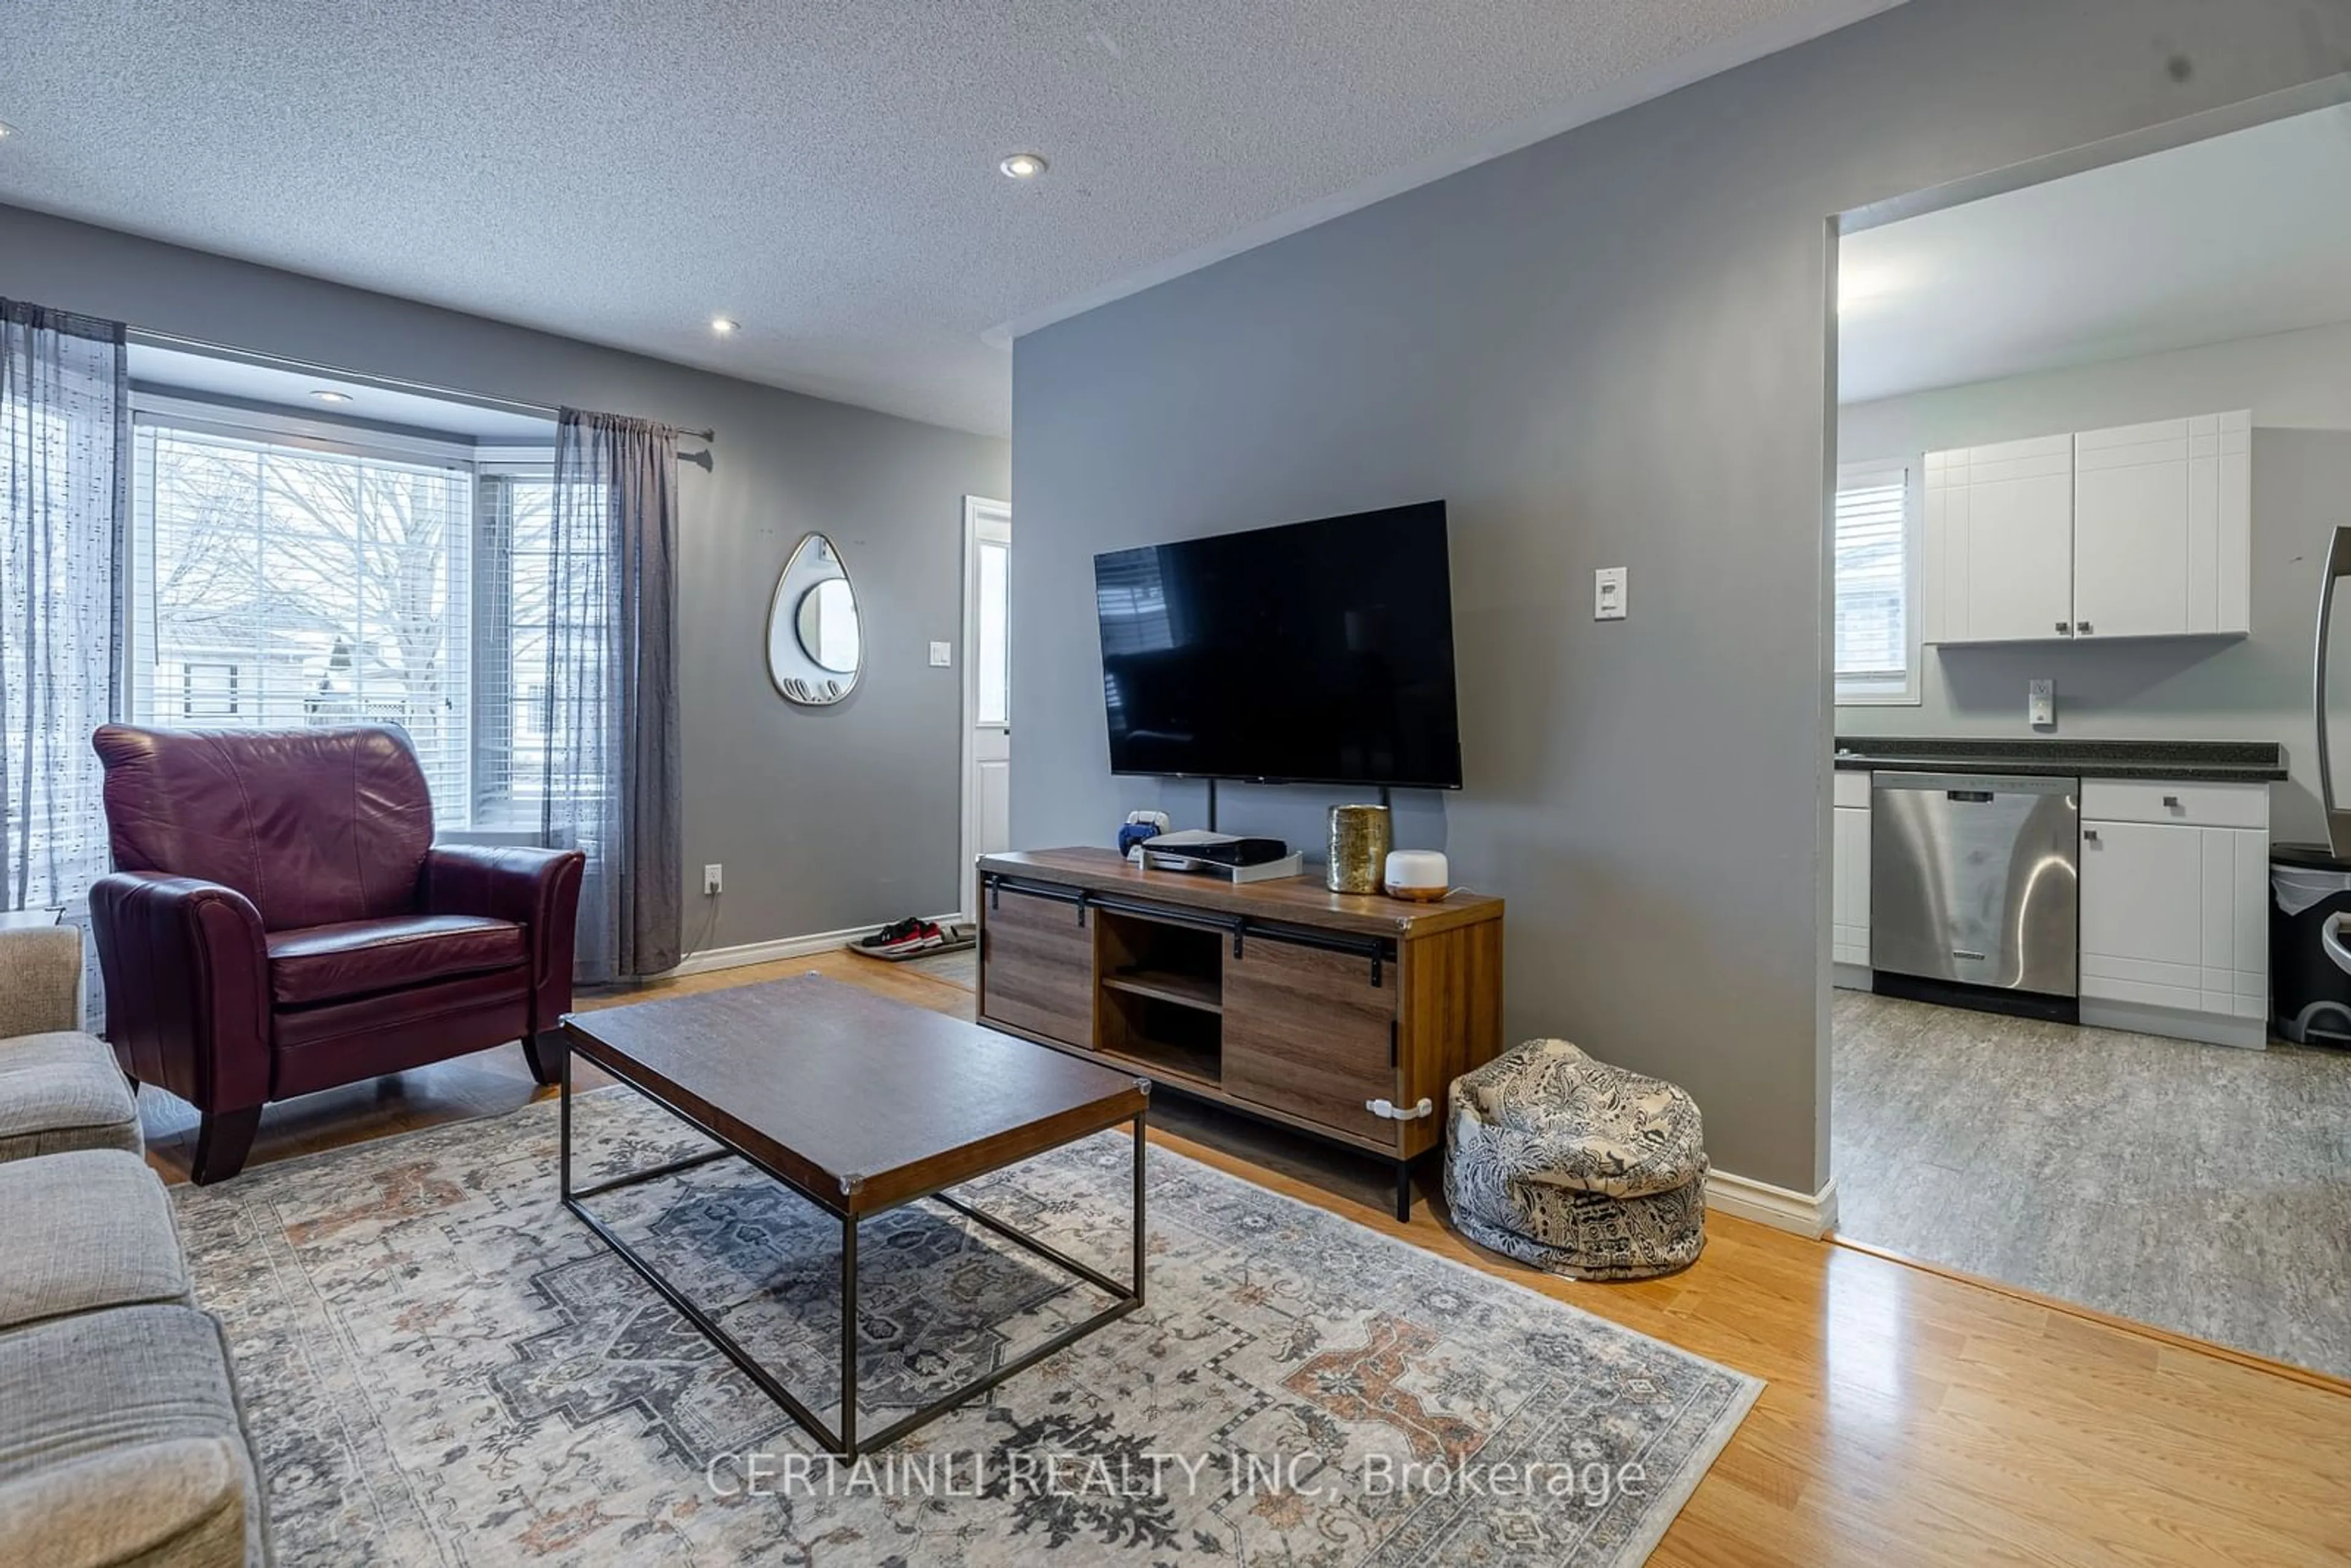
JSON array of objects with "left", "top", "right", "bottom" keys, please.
[{"left": 1869, "top": 771, "right": 2080, "bottom": 1002}]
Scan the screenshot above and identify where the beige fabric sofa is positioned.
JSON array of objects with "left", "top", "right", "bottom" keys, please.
[{"left": 0, "top": 927, "right": 271, "bottom": 1567}]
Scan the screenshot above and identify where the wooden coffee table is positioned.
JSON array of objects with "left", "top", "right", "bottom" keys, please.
[{"left": 557, "top": 973, "right": 1150, "bottom": 1458}]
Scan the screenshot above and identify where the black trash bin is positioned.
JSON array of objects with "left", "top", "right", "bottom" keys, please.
[{"left": 2270, "top": 844, "right": 2351, "bottom": 1045}]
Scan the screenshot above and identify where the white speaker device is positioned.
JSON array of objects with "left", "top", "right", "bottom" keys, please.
[{"left": 1382, "top": 849, "right": 1449, "bottom": 902}]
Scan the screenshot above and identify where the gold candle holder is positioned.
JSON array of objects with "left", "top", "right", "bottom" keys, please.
[{"left": 1326, "top": 804, "right": 1393, "bottom": 894}]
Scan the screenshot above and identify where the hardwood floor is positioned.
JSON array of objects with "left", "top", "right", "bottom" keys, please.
[{"left": 141, "top": 952, "right": 2351, "bottom": 1566}]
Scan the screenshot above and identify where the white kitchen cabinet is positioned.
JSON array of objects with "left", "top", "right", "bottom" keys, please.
[
  {"left": 2078, "top": 779, "right": 2268, "bottom": 1049},
  {"left": 1922, "top": 411, "right": 2250, "bottom": 645},
  {"left": 1832, "top": 770, "right": 1870, "bottom": 987},
  {"left": 2072, "top": 412, "right": 2251, "bottom": 638},
  {"left": 1923, "top": 435, "right": 2075, "bottom": 643}
]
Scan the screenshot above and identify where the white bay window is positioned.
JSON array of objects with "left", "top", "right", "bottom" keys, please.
[{"left": 129, "top": 399, "right": 554, "bottom": 832}]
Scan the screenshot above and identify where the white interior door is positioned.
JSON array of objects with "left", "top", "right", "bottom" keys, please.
[{"left": 961, "top": 498, "right": 1012, "bottom": 918}]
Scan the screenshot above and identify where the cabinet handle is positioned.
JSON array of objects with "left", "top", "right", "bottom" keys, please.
[
  {"left": 2077, "top": 620, "right": 2093, "bottom": 634},
  {"left": 1367, "top": 1097, "right": 1435, "bottom": 1121},
  {"left": 2082, "top": 828, "right": 2099, "bottom": 842},
  {"left": 2055, "top": 621, "right": 2071, "bottom": 636},
  {"left": 2162, "top": 795, "right": 2181, "bottom": 809}
]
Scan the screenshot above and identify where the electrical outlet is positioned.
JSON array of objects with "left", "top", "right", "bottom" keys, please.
[
  {"left": 2028, "top": 679, "right": 2055, "bottom": 729},
  {"left": 702, "top": 863, "right": 724, "bottom": 896},
  {"left": 929, "top": 642, "right": 953, "bottom": 667}
]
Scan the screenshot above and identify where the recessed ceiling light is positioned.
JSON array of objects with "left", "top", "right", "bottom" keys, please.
[
  {"left": 309, "top": 389, "right": 352, "bottom": 404},
  {"left": 999, "top": 152, "right": 1047, "bottom": 179},
  {"left": 0, "top": 121, "right": 16, "bottom": 141},
  {"left": 710, "top": 316, "right": 740, "bottom": 336}
]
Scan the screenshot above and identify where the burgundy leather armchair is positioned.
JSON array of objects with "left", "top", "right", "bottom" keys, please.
[{"left": 87, "top": 724, "right": 586, "bottom": 1183}]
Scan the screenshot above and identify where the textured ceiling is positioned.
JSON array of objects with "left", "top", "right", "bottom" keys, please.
[
  {"left": 1, "top": 0, "right": 1892, "bottom": 434},
  {"left": 1840, "top": 103, "right": 2351, "bottom": 404}
]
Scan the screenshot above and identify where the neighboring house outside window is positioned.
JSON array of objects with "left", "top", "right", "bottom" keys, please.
[{"left": 1833, "top": 460, "right": 1921, "bottom": 705}]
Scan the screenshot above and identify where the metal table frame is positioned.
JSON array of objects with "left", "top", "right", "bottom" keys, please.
[{"left": 557, "top": 1043, "right": 1147, "bottom": 1460}]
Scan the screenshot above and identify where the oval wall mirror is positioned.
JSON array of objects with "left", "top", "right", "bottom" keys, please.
[{"left": 767, "top": 533, "right": 863, "bottom": 705}]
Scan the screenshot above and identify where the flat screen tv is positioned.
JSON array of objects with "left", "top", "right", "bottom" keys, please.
[{"left": 1093, "top": 501, "right": 1463, "bottom": 789}]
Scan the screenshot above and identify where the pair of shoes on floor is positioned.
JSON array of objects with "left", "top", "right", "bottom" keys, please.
[{"left": 858, "top": 916, "right": 948, "bottom": 955}]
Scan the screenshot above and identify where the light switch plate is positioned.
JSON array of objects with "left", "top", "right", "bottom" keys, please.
[
  {"left": 1594, "top": 567, "right": 1627, "bottom": 621},
  {"left": 2028, "top": 678, "right": 2055, "bottom": 729},
  {"left": 928, "top": 642, "right": 953, "bottom": 667}
]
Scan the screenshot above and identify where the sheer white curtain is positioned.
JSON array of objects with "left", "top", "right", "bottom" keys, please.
[
  {"left": 542, "top": 409, "right": 681, "bottom": 981},
  {"left": 0, "top": 300, "right": 125, "bottom": 915}
]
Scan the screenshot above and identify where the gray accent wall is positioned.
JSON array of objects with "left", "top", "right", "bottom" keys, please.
[
  {"left": 0, "top": 204, "right": 1009, "bottom": 955},
  {"left": 1839, "top": 320, "right": 2351, "bottom": 847},
  {"left": 1011, "top": 1, "right": 2351, "bottom": 1195}
]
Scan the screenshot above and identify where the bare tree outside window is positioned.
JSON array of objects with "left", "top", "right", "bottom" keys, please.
[{"left": 137, "top": 426, "right": 471, "bottom": 819}]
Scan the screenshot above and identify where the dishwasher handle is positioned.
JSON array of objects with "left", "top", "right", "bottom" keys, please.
[{"left": 1868, "top": 771, "right": 2079, "bottom": 798}]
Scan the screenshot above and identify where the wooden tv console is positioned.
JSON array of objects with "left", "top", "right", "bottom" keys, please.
[{"left": 975, "top": 847, "right": 1504, "bottom": 1218}]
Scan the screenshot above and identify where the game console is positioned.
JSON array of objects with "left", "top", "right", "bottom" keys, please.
[{"left": 1131, "top": 830, "right": 1301, "bottom": 883}]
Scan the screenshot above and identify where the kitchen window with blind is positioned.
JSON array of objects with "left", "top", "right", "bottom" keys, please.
[
  {"left": 1832, "top": 462, "right": 1920, "bottom": 704},
  {"left": 128, "top": 399, "right": 558, "bottom": 833}
]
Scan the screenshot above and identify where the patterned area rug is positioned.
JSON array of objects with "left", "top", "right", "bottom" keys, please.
[{"left": 175, "top": 1090, "right": 1759, "bottom": 1566}]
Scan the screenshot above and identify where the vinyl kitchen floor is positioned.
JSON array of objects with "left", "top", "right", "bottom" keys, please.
[{"left": 1832, "top": 989, "right": 2351, "bottom": 1379}]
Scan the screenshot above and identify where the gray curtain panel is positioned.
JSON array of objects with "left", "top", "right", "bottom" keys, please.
[
  {"left": 0, "top": 300, "right": 126, "bottom": 917},
  {"left": 543, "top": 409, "right": 683, "bottom": 982}
]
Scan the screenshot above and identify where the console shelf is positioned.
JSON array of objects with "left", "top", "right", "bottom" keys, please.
[
  {"left": 1101, "top": 969, "right": 1223, "bottom": 1014},
  {"left": 976, "top": 847, "right": 1504, "bottom": 1220},
  {"left": 1097, "top": 1024, "right": 1223, "bottom": 1091}
]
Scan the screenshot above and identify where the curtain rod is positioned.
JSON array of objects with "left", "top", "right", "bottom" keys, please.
[{"left": 128, "top": 328, "right": 717, "bottom": 443}]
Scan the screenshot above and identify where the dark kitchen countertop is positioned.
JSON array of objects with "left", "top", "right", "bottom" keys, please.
[{"left": 1833, "top": 736, "right": 2286, "bottom": 783}]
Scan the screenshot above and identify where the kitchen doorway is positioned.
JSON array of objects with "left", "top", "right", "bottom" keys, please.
[{"left": 1825, "top": 90, "right": 2351, "bottom": 1379}]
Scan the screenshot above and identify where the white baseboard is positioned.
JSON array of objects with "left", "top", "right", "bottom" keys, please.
[
  {"left": 1706, "top": 1169, "right": 1838, "bottom": 1239},
  {"left": 665, "top": 912, "right": 963, "bottom": 978},
  {"left": 1831, "top": 962, "right": 1874, "bottom": 992}
]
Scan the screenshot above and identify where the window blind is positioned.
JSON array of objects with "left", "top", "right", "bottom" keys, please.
[
  {"left": 132, "top": 421, "right": 474, "bottom": 824},
  {"left": 474, "top": 470, "right": 555, "bottom": 827},
  {"left": 1834, "top": 467, "right": 1910, "bottom": 688}
]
